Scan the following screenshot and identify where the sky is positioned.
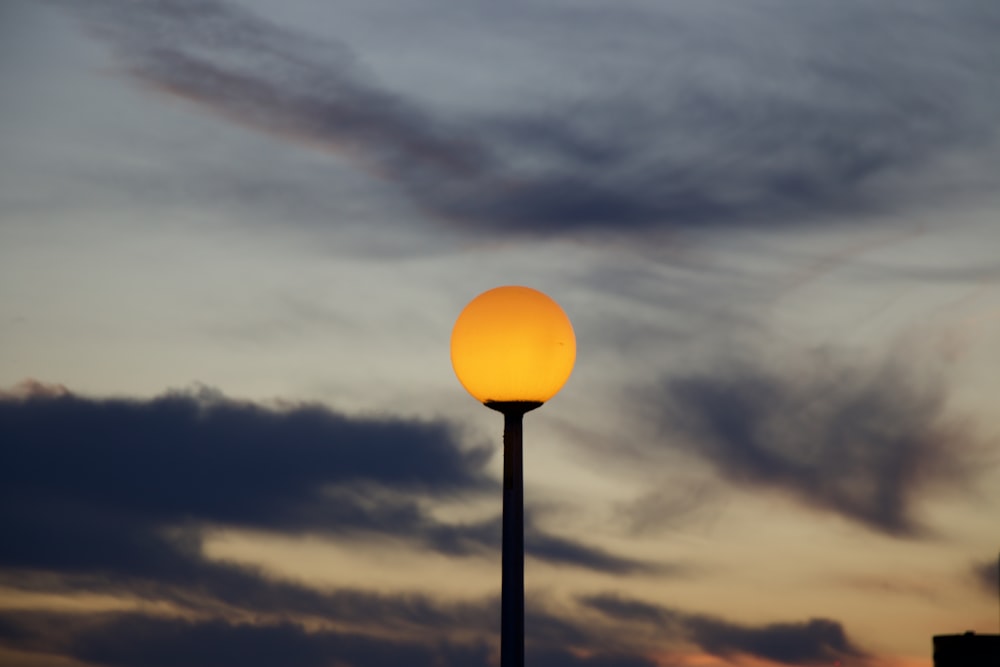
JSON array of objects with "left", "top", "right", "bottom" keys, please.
[{"left": 1, "top": 1, "right": 999, "bottom": 666}]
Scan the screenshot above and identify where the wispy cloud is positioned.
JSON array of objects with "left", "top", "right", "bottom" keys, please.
[
  {"left": 614, "top": 483, "right": 725, "bottom": 537},
  {"left": 643, "top": 350, "right": 981, "bottom": 536},
  {"left": 58, "top": 0, "right": 1000, "bottom": 235}
]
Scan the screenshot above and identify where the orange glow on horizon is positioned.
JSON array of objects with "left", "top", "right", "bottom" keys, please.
[{"left": 451, "top": 286, "right": 576, "bottom": 404}]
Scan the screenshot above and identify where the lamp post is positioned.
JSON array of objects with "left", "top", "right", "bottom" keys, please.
[{"left": 450, "top": 286, "right": 576, "bottom": 667}]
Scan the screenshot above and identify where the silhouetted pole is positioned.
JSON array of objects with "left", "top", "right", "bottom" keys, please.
[
  {"left": 489, "top": 401, "right": 538, "bottom": 667},
  {"left": 501, "top": 406, "right": 526, "bottom": 667}
]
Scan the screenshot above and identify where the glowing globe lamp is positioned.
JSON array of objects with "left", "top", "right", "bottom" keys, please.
[
  {"left": 450, "top": 285, "right": 575, "bottom": 667},
  {"left": 451, "top": 286, "right": 576, "bottom": 408}
]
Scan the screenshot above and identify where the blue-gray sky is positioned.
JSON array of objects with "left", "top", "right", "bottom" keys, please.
[{"left": 2, "top": 1, "right": 999, "bottom": 666}]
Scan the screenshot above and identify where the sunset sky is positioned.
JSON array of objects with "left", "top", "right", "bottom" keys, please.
[{"left": 2, "top": 1, "right": 999, "bottom": 666}]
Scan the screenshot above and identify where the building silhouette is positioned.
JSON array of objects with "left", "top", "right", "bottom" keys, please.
[{"left": 932, "top": 632, "right": 1000, "bottom": 666}]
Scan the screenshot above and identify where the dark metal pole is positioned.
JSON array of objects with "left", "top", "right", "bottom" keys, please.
[
  {"left": 501, "top": 409, "right": 524, "bottom": 667},
  {"left": 486, "top": 400, "right": 539, "bottom": 667}
]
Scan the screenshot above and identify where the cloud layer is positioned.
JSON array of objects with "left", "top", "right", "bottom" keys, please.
[
  {"left": 60, "top": 0, "right": 1000, "bottom": 235},
  {"left": 0, "top": 382, "right": 660, "bottom": 579},
  {"left": 0, "top": 382, "right": 875, "bottom": 665}
]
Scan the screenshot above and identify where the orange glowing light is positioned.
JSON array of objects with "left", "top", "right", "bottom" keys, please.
[{"left": 451, "top": 286, "right": 576, "bottom": 405}]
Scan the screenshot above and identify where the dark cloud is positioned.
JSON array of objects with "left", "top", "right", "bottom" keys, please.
[
  {"left": 0, "top": 383, "right": 677, "bottom": 664},
  {"left": 2, "top": 599, "right": 865, "bottom": 667},
  {"left": 0, "top": 378, "right": 664, "bottom": 663},
  {"left": 0, "top": 383, "right": 484, "bottom": 631},
  {"left": 0, "top": 611, "right": 494, "bottom": 667},
  {"left": 59, "top": 0, "right": 1000, "bottom": 236},
  {"left": 0, "top": 608, "right": 669, "bottom": 667},
  {"left": 972, "top": 556, "right": 1000, "bottom": 597},
  {"left": 0, "top": 382, "right": 490, "bottom": 527},
  {"left": 582, "top": 593, "right": 868, "bottom": 666},
  {"left": 685, "top": 616, "right": 865, "bottom": 666},
  {"left": 647, "top": 352, "right": 979, "bottom": 536},
  {"left": 0, "top": 382, "right": 655, "bottom": 575},
  {"left": 0, "top": 556, "right": 494, "bottom": 638}
]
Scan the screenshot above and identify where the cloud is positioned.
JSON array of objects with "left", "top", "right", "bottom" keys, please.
[
  {"left": 1, "top": 599, "right": 860, "bottom": 667},
  {"left": 0, "top": 603, "right": 669, "bottom": 667},
  {"left": 645, "top": 351, "right": 979, "bottom": 536},
  {"left": 525, "top": 520, "right": 666, "bottom": 575},
  {"left": 971, "top": 556, "right": 999, "bottom": 597},
  {"left": 582, "top": 593, "right": 868, "bottom": 666},
  {"left": 59, "top": 0, "right": 1000, "bottom": 236},
  {"left": 0, "top": 611, "right": 494, "bottom": 667},
  {"left": 0, "top": 382, "right": 656, "bottom": 602},
  {"left": 0, "top": 551, "right": 497, "bottom": 638},
  {"left": 0, "top": 382, "right": 484, "bottom": 630},
  {"left": 832, "top": 572, "right": 939, "bottom": 603},
  {"left": 685, "top": 617, "right": 865, "bottom": 666},
  {"left": 581, "top": 593, "right": 674, "bottom": 628},
  {"left": 426, "top": 513, "right": 662, "bottom": 575},
  {"left": 60, "top": 0, "right": 491, "bottom": 200},
  {"left": 0, "top": 380, "right": 491, "bottom": 527},
  {"left": 0, "top": 608, "right": 662, "bottom": 667},
  {"left": 615, "top": 483, "right": 724, "bottom": 537},
  {"left": 0, "top": 382, "right": 683, "bottom": 664}
]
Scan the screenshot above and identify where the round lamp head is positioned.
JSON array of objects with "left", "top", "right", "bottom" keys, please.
[{"left": 451, "top": 286, "right": 576, "bottom": 406}]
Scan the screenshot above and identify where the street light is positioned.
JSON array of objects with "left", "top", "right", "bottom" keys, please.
[{"left": 450, "top": 285, "right": 576, "bottom": 667}]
